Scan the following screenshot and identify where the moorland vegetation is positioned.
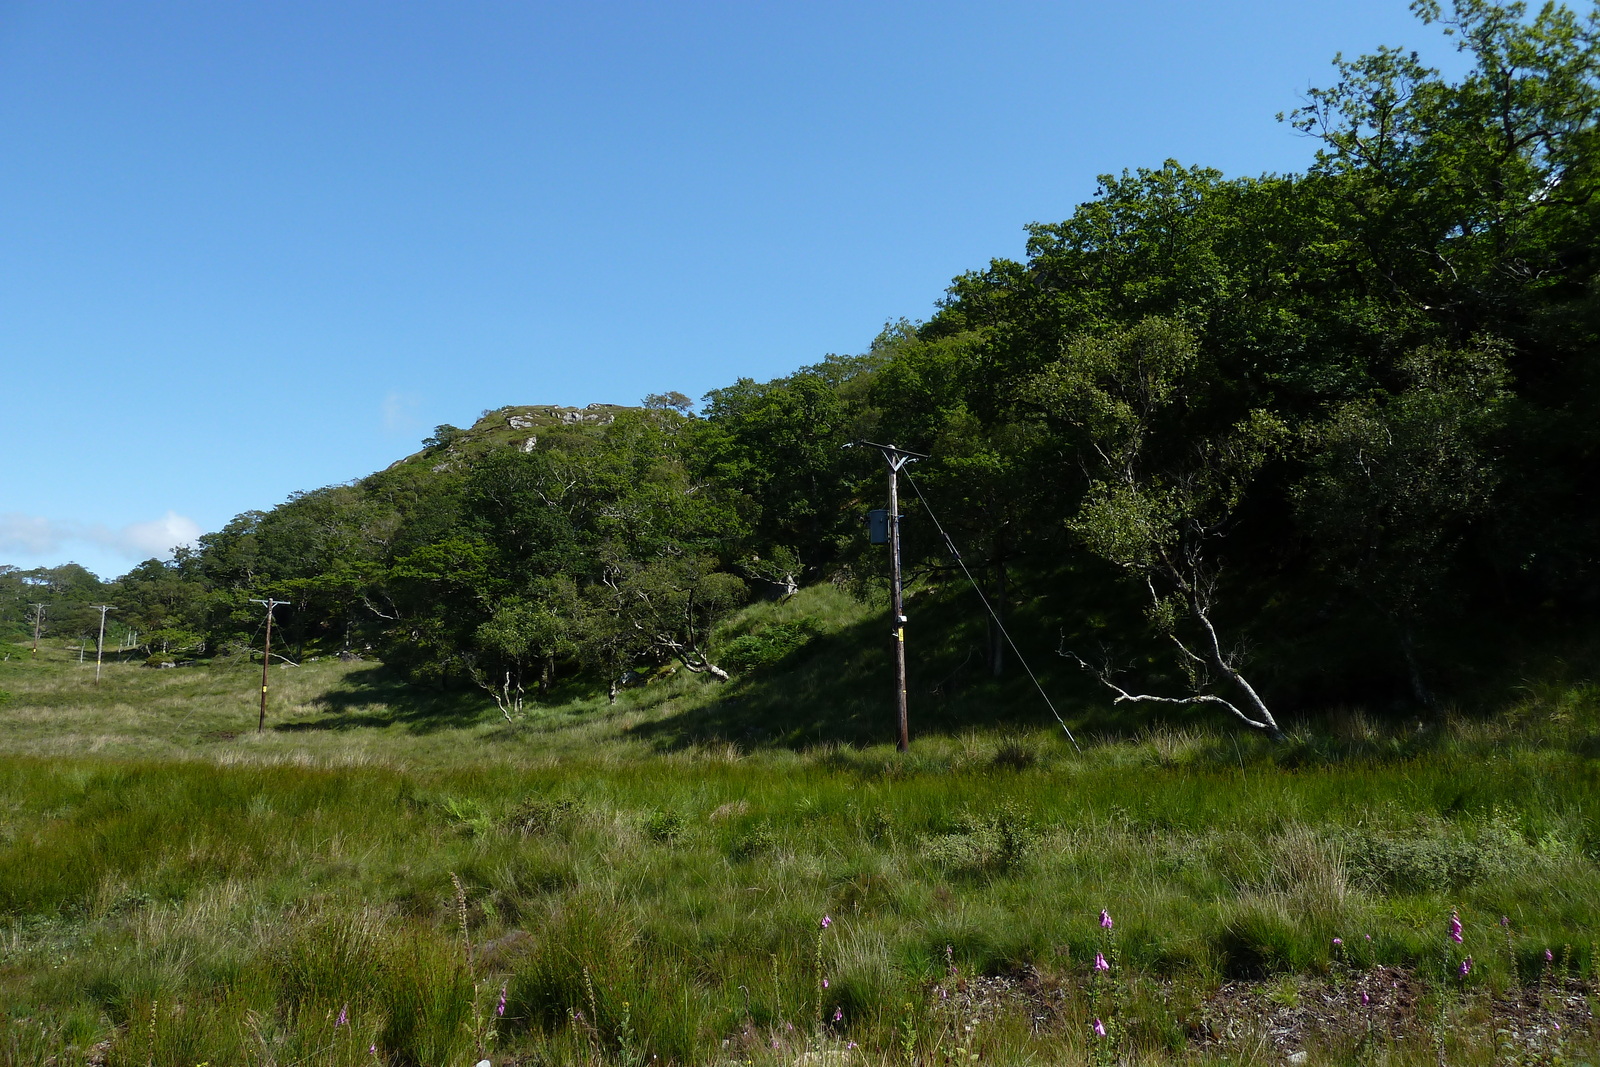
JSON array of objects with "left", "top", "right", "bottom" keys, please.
[{"left": 3, "top": 2, "right": 1600, "bottom": 1063}]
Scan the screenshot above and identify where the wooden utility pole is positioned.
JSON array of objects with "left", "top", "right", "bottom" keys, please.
[
  {"left": 29, "top": 604, "right": 45, "bottom": 657},
  {"left": 249, "top": 598, "right": 290, "bottom": 733},
  {"left": 91, "top": 605, "right": 115, "bottom": 682},
  {"left": 854, "top": 441, "right": 928, "bottom": 752}
]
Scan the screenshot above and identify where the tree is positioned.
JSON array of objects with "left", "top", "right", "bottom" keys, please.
[{"left": 1027, "top": 318, "right": 1289, "bottom": 737}]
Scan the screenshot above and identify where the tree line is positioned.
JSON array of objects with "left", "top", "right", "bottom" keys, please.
[{"left": 6, "top": 0, "right": 1598, "bottom": 730}]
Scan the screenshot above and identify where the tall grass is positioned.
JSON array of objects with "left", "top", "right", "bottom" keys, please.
[{"left": 0, "top": 594, "right": 1597, "bottom": 1064}]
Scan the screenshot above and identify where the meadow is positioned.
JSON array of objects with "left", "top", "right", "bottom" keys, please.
[{"left": 0, "top": 590, "right": 1597, "bottom": 1066}]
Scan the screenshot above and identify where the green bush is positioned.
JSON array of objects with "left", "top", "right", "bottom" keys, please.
[{"left": 720, "top": 619, "right": 822, "bottom": 674}]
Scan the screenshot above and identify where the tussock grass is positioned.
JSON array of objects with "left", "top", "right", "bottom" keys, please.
[{"left": 0, "top": 606, "right": 1597, "bottom": 1064}]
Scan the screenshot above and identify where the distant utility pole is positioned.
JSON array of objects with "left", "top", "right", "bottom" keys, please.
[
  {"left": 91, "top": 605, "right": 115, "bottom": 682},
  {"left": 29, "top": 604, "right": 46, "bottom": 657},
  {"left": 852, "top": 441, "right": 928, "bottom": 752},
  {"left": 249, "top": 598, "right": 291, "bottom": 733}
]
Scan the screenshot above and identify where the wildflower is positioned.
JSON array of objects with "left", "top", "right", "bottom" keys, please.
[
  {"left": 833, "top": 1008, "right": 843, "bottom": 1022},
  {"left": 1553, "top": 1022, "right": 1562, "bottom": 1032},
  {"left": 771, "top": 1039, "right": 780, "bottom": 1049},
  {"left": 822, "top": 978, "right": 829, "bottom": 989},
  {"left": 820, "top": 915, "right": 832, "bottom": 929},
  {"left": 336, "top": 1004, "right": 348, "bottom": 1027},
  {"left": 1501, "top": 916, "right": 1510, "bottom": 928},
  {"left": 1364, "top": 934, "right": 1372, "bottom": 942},
  {"left": 1459, "top": 957, "right": 1473, "bottom": 977},
  {"left": 1094, "top": 952, "right": 1109, "bottom": 972},
  {"left": 848, "top": 1042, "right": 859, "bottom": 1050},
  {"left": 1332, "top": 938, "right": 1343, "bottom": 947},
  {"left": 368, "top": 1045, "right": 376, "bottom": 1056},
  {"left": 1092, "top": 1018, "right": 1107, "bottom": 1037},
  {"left": 496, "top": 983, "right": 506, "bottom": 1017},
  {"left": 1099, "top": 909, "right": 1113, "bottom": 930},
  {"left": 1360, "top": 991, "right": 1370, "bottom": 1007},
  {"left": 1546, "top": 948, "right": 1554, "bottom": 962},
  {"left": 1449, "top": 911, "right": 1463, "bottom": 944}
]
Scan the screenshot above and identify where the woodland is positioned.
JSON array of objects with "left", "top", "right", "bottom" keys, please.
[{"left": 5, "top": 0, "right": 1600, "bottom": 736}]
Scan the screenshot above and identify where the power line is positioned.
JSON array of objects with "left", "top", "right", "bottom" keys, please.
[{"left": 901, "top": 469, "right": 1082, "bottom": 754}]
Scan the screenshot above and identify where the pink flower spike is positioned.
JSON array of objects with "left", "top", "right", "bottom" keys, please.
[
  {"left": 1099, "top": 909, "right": 1113, "bottom": 930},
  {"left": 497, "top": 983, "right": 507, "bottom": 1017},
  {"left": 833, "top": 1008, "right": 843, "bottom": 1022},
  {"left": 1092, "top": 1018, "right": 1107, "bottom": 1037},
  {"left": 1546, "top": 948, "right": 1554, "bottom": 962},
  {"left": 1360, "top": 991, "right": 1370, "bottom": 1007},
  {"left": 1094, "top": 952, "right": 1109, "bottom": 972},
  {"left": 368, "top": 1045, "right": 376, "bottom": 1056},
  {"left": 820, "top": 915, "right": 832, "bottom": 929},
  {"left": 1501, "top": 916, "right": 1510, "bottom": 928},
  {"left": 1449, "top": 911, "right": 1463, "bottom": 944},
  {"left": 336, "top": 1004, "right": 348, "bottom": 1027},
  {"left": 1459, "top": 957, "right": 1472, "bottom": 977},
  {"left": 822, "top": 978, "right": 829, "bottom": 988}
]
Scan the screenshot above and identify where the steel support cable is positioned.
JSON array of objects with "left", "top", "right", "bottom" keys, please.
[{"left": 901, "top": 469, "right": 1082, "bottom": 754}]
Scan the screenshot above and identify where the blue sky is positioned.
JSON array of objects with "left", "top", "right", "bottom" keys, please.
[{"left": 0, "top": 1, "right": 1464, "bottom": 580}]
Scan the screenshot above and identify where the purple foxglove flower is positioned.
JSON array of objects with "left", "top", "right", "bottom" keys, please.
[
  {"left": 833, "top": 1008, "right": 843, "bottom": 1022},
  {"left": 820, "top": 915, "right": 832, "bottom": 929},
  {"left": 1092, "top": 1018, "right": 1106, "bottom": 1037},
  {"left": 1360, "top": 991, "right": 1370, "bottom": 1007},
  {"left": 1094, "top": 952, "right": 1109, "bottom": 972},
  {"left": 771, "top": 1039, "right": 780, "bottom": 1049},
  {"left": 822, "top": 978, "right": 829, "bottom": 988},
  {"left": 369, "top": 1045, "right": 377, "bottom": 1056},
  {"left": 1332, "top": 938, "right": 1343, "bottom": 946},
  {"left": 847, "top": 1042, "right": 858, "bottom": 1050},
  {"left": 497, "top": 984, "right": 506, "bottom": 1017},
  {"left": 1459, "top": 957, "right": 1472, "bottom": 977},
  {"left": 1501, "top": 916, "right": 1510, "bottom": 928},
  {"left": 1546, "top": 948, "right": 1554, "bottom": 962},
  {"left": 336, "top": 1004, "right": 348, "bottom": 1027},
  {"left": 1449, "top": 911, "right": 1463, "bottom": 944},
  {"left": 1099, "top": 910, "right": 1113, "bottom": 929}
]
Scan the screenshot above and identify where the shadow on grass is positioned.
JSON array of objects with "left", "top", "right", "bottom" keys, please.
[
  {"left": 273, "top": 665, "right": 487, "bottom": 734},
  {"left": 627, "top": 594, "right": 1111, "bottom": 751}
]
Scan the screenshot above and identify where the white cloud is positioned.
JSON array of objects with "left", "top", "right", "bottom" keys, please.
[
  {"left": 383, "top": 391, "right": 421, "bottom": 435},
  {"left": 0, "top": 514, "right": 60, "bottom": 555},
  {"left": 0, "top": 511, "right": 203, "bottom": 563},
  {"left": 115, "top": 512, "right": 203, "bottom": 558}
]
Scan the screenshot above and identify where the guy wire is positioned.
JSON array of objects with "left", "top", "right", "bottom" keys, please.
[{"left": 902, "top": 468, "right": 1082, "bottom": 754}]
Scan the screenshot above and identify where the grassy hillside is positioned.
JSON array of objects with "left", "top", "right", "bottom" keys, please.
[{"left": 0, "top": 587, "right": 1597, "bottom": 1066}]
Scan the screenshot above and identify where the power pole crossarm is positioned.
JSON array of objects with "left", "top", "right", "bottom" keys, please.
[{"left": 248, "top": 598, "right": 292, "bottom": 733}]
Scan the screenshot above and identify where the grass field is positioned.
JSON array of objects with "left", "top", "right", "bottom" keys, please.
[{"left": 1, "top": 589, "right": 1597, "bottom": 1066}]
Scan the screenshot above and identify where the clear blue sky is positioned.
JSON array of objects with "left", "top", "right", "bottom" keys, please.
[{"left": 0, "top": 1, "right": 1463, "bottom": 580}]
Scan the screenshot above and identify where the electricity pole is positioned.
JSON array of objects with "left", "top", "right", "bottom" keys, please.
[
  {"left": 29, "top": 604, "right": 45, "bottom": 657},
  {"left": 91, "top": 605, "right": 115, "bottom": 682},
  {"left": 249, "top": 598, "right": 290, "bottom": 733},
  {"left": 853, "top": 441, "right": 928, "bottom": 752}
]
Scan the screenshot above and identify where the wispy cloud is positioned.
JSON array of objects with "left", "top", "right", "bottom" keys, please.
[
  {"left": 0, "top": 511, "right": 203, "bottom": 563},
  {"left": 383, "top": 391, "right": 421, "bottom": 435}
]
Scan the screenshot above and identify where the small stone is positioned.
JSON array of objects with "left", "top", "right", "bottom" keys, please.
[{"left": 1286, "top": 1052, "right": 1308, "bottom": 1065}]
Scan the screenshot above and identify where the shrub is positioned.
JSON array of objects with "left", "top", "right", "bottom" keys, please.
[{"left": 720, "top": 620, "right": 822, "bottom": 674}]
